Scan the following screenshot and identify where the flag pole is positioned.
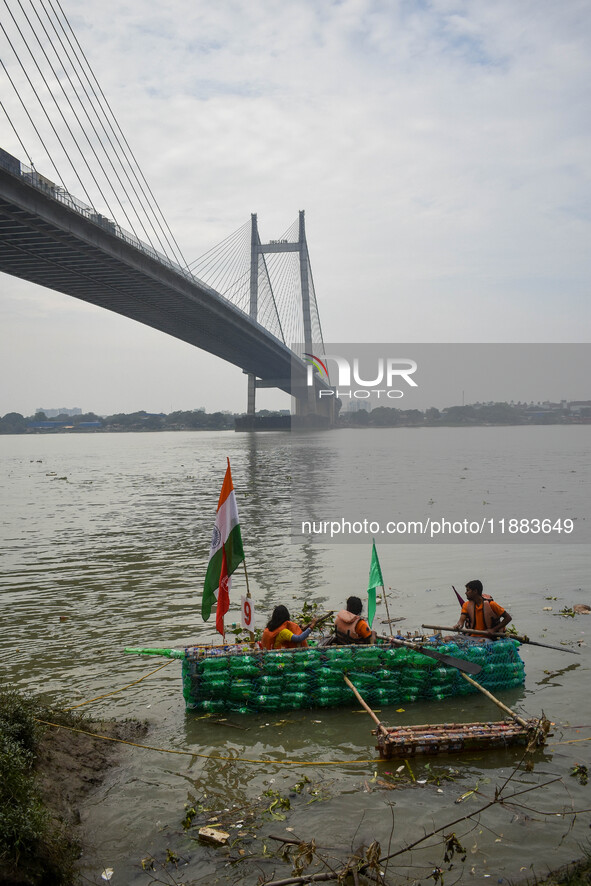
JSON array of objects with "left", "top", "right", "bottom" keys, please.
[
  {"left": 242, "top": 560, "right": 256, "bottom": 645},
  {"left": 382, "top": 586, "right": 395, "bottom": 637}
]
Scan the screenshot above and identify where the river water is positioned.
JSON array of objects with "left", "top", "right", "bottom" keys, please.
[{"left": 1, "top": 428, "right": 589, "bottom": 885}]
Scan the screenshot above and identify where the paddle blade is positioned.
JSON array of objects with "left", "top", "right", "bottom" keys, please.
[
  {"left": 382, "top": 635, "right": 483, "bottom": 675},
  {"left": 424, "top": 649, "right": 483, "bottom": 675},
  {"left": 410, "top": 643, "right": 483, "bottom": 675}
]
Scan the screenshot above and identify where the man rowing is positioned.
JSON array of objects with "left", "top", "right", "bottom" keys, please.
[{"left": 453, "top": 579, "right": 512, "bottom": 637}]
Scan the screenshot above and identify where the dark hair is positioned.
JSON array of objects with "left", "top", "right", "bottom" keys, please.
[
  {"left": 267, "top": 605, "right": 290, "bottom": 631},
  {"left": 465, "top": 580, "right": 483, "bottom": 594},
  {"left": 346, "top": 596, "right": 363, "bottom": 615}
]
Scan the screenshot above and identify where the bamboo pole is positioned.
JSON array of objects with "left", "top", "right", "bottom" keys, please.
[
  {"left": 343, "top": 675, "right": 388, "bottom": 735},
  {"left": 242, "top": 559, "right": 256, "bottom": 644},
  {"left": 382, "top": 585, "right": 395, "bottom": 636},
  {"left": 459, "top": 673, "right": 529, "bottom": 727},
  {"left": 312, "top": 610, "right": 335, "bottom": 630},
  {"left": 422, "top": 624, "right": 580, "bottom": 655},
  {"left": 242, "top": 558, "right": 251, "bottom": 596}
]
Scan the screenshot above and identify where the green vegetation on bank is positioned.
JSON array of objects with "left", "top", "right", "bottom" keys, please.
[
  {"left": 529, "top": 851, "right": 591, "bottom": 886},
  {"left": 0, "top": 408, "right": 240, "bottom": 433},
  {"left": 1, "top": 683, "right": 590, "bottom": 885},
  {"left": 1, "top": 400, "right": 589, "bottom": 433},
  {"left": 0, "top": 685, "right": 78, "bottom": 886},
  {"left": 339, "top": 401, "right": 591, "bottom": 427}
]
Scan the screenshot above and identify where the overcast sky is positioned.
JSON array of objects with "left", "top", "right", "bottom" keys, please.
[{"left": 1, "top": 0, "right": 590, "bottom": 417}]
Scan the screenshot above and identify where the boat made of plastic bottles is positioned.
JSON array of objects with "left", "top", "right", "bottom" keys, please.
[{"left": 125, "top": 636, "right": 526, "bottom": 714}]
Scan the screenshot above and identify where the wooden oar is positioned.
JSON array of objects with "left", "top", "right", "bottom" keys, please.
[
  {"left": 379, "top": 635, "right": 483, "bottom": 675},
  {"left": 310, "top": 610, "right": 335, "bottom": 629},
  {"left": 422, "top": 624, "right": 581, "bottom": 655},
  {"left": 343, "top": 674, "right": 388, "bottom": 735},
  {"left": 459, "top": 673, "right": 529, "bottom": 727}
]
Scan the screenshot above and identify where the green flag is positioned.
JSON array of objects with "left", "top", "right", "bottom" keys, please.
[{"left": 367, "top": 539, "right": 384, "bottom": 628}]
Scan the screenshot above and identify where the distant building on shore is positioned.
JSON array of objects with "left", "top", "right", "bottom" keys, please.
[
  {"left": 568, "top": 400, "right": 591, "bottom": 414},
  {"left": 36, "top": 407, "right": 82, "bottom": 418}
]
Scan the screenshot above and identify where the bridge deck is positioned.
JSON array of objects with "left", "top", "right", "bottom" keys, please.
[{"left": 0, "top": 166, "right": 299, "bottom": 393}]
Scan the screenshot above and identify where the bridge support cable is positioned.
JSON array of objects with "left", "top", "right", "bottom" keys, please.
[
  {"left": 0, "top": 12, "right": 97, "bottom": 210},
  {"left": 45, "top": 0, "right": 189, "bottom": 272},
  {"left": 266, "top": 248, "right": 303, "bottom": 350},
  {"left": 260, "top": 214, "right": 310, "bottom": 352},
  {"left": 188, "top": 220, "right": 251, "bottom": 298},
  {"left": 0, "top": 0, "right": 189, "bottom": 272},
  {"left": 190, "top": 216, "right": 285, "bottom": 346},
  {"left": 52, "top": 0, "right": 189, "bottom": 272},
  {"left": 3, "top": 0, "right": 158, "bottom": 256},
  {"left": 303, "top": 252, "right": 324, "bottom": 352},
  {"left": 257, "top": 251, "right": 285, "bottom": 341},
  {"left": 189, "top": 221, "right": 254, "bottom": 316},
  {"left": 0, "top": 58, "right": 56, "bottom": 173},
  {"left": 22, "top": 0, "right": 176, "bottom": 262}
]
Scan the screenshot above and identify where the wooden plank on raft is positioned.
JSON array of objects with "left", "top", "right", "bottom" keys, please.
[{"left": 374, "top": 719, "right": 543, "bottom": 760}]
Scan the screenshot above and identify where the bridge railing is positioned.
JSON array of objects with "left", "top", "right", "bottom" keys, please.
[
  {"left": 0, "top": 146, "right": 292, "bottom": 344},
  {"left": 0, "top": 146, "right": 199, "bottom": 285}
]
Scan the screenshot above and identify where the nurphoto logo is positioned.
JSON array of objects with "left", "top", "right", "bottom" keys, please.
[{"left": 305, "top": 352, "right": 418, "bottom": 400}]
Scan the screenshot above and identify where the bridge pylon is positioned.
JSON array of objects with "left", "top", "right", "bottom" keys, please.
[{"left": 246, "top": 210, "right": 333, "bottom": 426}]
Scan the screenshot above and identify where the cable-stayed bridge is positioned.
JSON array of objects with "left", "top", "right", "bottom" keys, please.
[{"left": 0, "top": 0, "right": 331, "bottom": 420}]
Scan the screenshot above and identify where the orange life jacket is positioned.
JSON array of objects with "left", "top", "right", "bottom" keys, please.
[
  {"left": 464, "top": 600, "right": 501, "bottom": 631},
  {"left": 261, "top": 620, "right": 307, "bottom": 650},
  {"left": 334, "top": 610, "right": 370, "bottom": 645}
]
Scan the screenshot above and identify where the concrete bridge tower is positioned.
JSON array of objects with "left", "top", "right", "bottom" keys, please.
[{"left": 247, "top": 211, "right": 335, "bottom": 426}]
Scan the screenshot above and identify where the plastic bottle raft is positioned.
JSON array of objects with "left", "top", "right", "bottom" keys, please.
[{"left": 180, "top": 638, "right": 525, "bottom": 714}]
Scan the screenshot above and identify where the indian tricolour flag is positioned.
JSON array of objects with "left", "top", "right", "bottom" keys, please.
[{"left": 202, "top": 458, "right": 244, "bottom": 635}]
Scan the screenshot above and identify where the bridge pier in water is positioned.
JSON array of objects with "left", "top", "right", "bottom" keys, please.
[
  {"left": 236, "top": 381, "right": 337, "bottom": 430},
  {"left": 292, "top": 387, "right": 338, "bottom": 429}
]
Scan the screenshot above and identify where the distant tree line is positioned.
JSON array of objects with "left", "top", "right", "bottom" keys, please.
[
  {"left": 0, "top": 402, "right": 589, "bottom": 434},
  {"left": 0, "top": 409, "right": 240, "bottom": 433},
  {"left": 339, "top": 401, "right": 591, "bottom": 427}
]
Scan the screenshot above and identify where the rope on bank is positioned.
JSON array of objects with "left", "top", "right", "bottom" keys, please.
[
  {"left": 50, "top": 659, "right": 591, "bottom": 761},
  {"left": 33, "top": 718, "right": 379, "bottom": 766}
]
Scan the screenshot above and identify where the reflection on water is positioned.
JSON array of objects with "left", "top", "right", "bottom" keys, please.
[{"left": 0, "top": 429, "right": 589, "bottom": 884}]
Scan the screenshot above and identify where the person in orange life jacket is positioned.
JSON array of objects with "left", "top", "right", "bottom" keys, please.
[
  {"left": 334, "top": 596, "right": 376, "bottom": 645},
  {"left": 261, "top": 605, "right": 319, "bottom": 650},
  {"left": 453, "top": 580, "right": 511, "bottom": 636}
]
